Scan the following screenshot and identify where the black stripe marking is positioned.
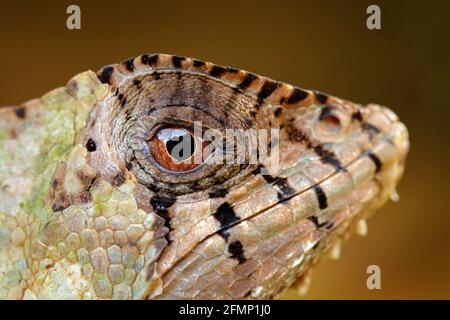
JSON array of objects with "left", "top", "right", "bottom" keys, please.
[
  {"left": 209, "top": 65, "right": 227, "bottom": 77},
  {"left": 141, "top": 53, "right": 159, "bottom": 66},
  {"left": 318, "top": 105, "right": 334, "bottom": 121},
  {"left": 313, "top": 185, "right": 328, "bottom": 210},
  {"left": 97, "top": 66, "right": 114, "bottom": 84},
  {"left": 308, "top": 216, "right": 328, "bottom": 229},
  {"left": 367, "top": 152, "right": 382, "bottom": 173},
  {"left": 150, "top": 196, "right": 177, "bottom": 230},
  {"left": 140, "top": 54, "right": 149, "bottom": 65},
  {"left": 352, "top": 111, "right": 363, "bottom": 122},
  {"left": 362, "top": 123, "right": 381, "bottom": 139},
  {"left": 14, "top": 107, "right": 26, "bottom": 119},
  {"left": 257, "top": 80, "right": 278, "bottom": 101},
  {"left": 172, "top": 55, "right": 185, "bottom": 68},
  {"left": 123, "top": 58, "right": 135, "bottom": 72},
  {"left": 238, "top": 72, "right": 257, "bottom": 90},
  {"left": 286, "top": 87, "right": 309, "bottom": 104},
  {"left": 315, "top": 92, "right": 328, "bottom": 104},
  {"left": 256, "top": 166, "right": 296, "bottom": 200},
  {"left": 213, "top": 202, "right": 240, "bottom": 239},
  {"left": 227, "top": 67, "right": 239, "bottom": 73},
  {"left": 286, "top": 125, "right": 345, "bottom": 172},
  {"left": 286, "top": 124, "right": 345, "bottom": 171},
  {"left": 148, "top": 54, "right": 159, "bottom": 66},
  {"left": 314, "top": 144, "right": 345, "bottom": 171},
  {"left": 275, "top": 178, "right": 296, "bottom": 200},
  {"left": 133, "top": 80, "right": 141, "bottom": 86},
  {"left": 274, "top": 107, "right": 283, "bottom": 118},
  {"left": 228, "top": 240, "right": 246, "bottom": 264},
  {"left": 192, "top": 59, "right": 205, "bottom": 67},
  {"left": 209, "top": 188, "right": 228, "bottom": 198},
  {"left": 325, "top": 221, "right": 335, "bottom": 230}
]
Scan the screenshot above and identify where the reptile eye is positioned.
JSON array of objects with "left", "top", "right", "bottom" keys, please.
[{"left": 150, "top": 127, "right": 209, "bottom": 172}]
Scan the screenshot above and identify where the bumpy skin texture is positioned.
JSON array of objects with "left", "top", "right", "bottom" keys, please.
[{"left": 0, "top": 54, "right": 409, "bottom": 299}]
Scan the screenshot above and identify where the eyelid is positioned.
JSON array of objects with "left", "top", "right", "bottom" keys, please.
[{"left": 145, "top": 118, "right": 212, "bottom": 142}]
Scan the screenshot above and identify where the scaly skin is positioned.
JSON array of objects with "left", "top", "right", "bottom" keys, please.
[{"left": 0, "top": 54, "right": 409, "bottom": 299}]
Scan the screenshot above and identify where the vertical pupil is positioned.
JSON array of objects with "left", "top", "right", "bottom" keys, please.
[{"left": 161, "top": 129, "right": 195, "bottom": 161}]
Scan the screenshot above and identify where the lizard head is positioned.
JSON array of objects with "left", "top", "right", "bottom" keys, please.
[
  {"left": 0, "top": 54, "right": 408, "bottom": 299},
  {"left": 87, "top": 54, "right": 409, "bottom": 299}
]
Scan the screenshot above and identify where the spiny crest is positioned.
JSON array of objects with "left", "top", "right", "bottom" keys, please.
[{"left": 96, "top": 53, "right": 340, "bottom": 110}]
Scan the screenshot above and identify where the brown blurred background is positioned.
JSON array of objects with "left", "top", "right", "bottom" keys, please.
[{"left": 0, "top": 0, "right": 448, "bottom": 299}]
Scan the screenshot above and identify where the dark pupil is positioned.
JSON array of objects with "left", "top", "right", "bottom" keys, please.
[{"left": 166, "top": 131, "right": 195, "bottom": 161}]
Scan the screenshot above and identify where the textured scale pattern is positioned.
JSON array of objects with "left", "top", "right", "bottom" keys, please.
[{"left": 0, "top": 54, "right": 409, "bottom": 299}]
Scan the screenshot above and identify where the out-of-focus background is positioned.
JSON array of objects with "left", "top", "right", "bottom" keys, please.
[{"left": 0, "top": 0, "right": 448, "bottom": 299}]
